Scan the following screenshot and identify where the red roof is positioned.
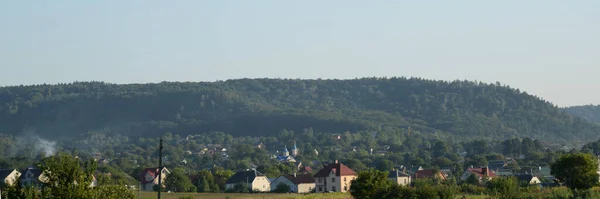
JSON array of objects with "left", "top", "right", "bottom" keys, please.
[
  {"left": 140, "top": 167, "right": 167, "bottom": 184},
  {"left": 467, "top": 168, "right": 496, "bottom": 178},
  {"left": 412, "top": 169, "right": 447, "bottom": 180},
  {"left": 313, "top": 161, "right": 356, "bottom": 177}
]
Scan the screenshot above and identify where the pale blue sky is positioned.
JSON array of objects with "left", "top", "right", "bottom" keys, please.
[{"left": 1, "top": 1, "right": 599, "bottom": 106}]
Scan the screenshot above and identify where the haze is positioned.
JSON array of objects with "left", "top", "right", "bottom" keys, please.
[{"left": 1, "top": 0, "right": 599, "bottom": 106}]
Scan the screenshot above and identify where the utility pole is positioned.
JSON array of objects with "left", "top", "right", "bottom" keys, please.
[{"left": 158, "top": 138, "right": 163, "bottom": 199}]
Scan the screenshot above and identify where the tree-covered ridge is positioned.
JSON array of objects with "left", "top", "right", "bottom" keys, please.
[
  {"left": 564, "top": 105, "right": 600, "bottom": 124},
  {"left": 0, "top": 78, "right": 598, "bottom": 143}
]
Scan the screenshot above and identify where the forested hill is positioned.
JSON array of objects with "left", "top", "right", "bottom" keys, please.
[
  {"left": 0, "top": 78, "right": 597, "bottom": 143},
  {"left": 564, "top": 105, "right": 600, "bottom": 124}
]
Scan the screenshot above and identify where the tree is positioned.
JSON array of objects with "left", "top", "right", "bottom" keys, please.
[
  {"left": 349, "top": 168, "right": 393, "bottom": 199},
  {"left": 551, "top": 153, "right": 599, "bottom": 191},
  {"left": 165, "top": 168, "right": 196, "bottom": 192},
  {"left": 273, "top": 183, "right": 291, "bottom": 193},
  {"left": 197, "top": 176, "right": 211, "bottom": 193},
  {"left": 486, "top": 177, "right": 519, "bottom": 198},
  {"left": 464, "top": 174, "right": 479, "bottom": 186},
  {"left": 38, "top": 153, "right": 97, "bottom": 199}
]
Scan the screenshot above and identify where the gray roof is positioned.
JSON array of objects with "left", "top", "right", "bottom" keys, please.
[{"left": 0, "top": 169, "right": 16, "bottom": 180}]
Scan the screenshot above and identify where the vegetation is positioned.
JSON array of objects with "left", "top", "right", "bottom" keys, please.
[
  {"left": 1, "top": 153, "right": 135, "bottom": 199},
  {"left": 0, "top": 78, "right": 598, "bottom": 143},
  {"left": 551, "top": 153, "right": 599, "bottom": 192},
  {"left": 564, "top": 105, "right": 600, "bottom": 124}
]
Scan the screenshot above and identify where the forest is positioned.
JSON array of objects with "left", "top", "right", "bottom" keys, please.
[
  {"left": 563, "top": 105, "right": 600, "bottom": 124},
  {"left": 0, "top": 78, "right": 598, "bottom": 144}
]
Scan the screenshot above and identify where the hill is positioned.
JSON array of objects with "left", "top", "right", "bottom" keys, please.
[
  {"left": 0, "top": 78, "right": 597, "bottom": 143},
  {"left": 564, "top": 105, "right": 600, "bottom": 124}
]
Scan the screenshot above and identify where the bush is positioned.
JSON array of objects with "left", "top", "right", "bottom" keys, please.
[
  {"left": 459, "top": 184, "right": 486, "bottom": 195},
  {"left": 272, "top": 183, "right": 291, "bottom": 193},
  {"left": 486, "top": 177, "right": 519, "bottom": 198},
  {"left": 436, "top": 185, "right": 457, "bottom": 199},
  {"left": 178, "top": 196, "right": 194, "bottom": 199}
]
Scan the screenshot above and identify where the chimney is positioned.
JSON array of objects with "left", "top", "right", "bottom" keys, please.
[
  {"left": 335, "top": 160, "right": 339, "bottom": 164},
  {"left": 482, "top": 167, "right": 488, "bottom": 177},
  {"left": 294, "top": 173, "right": 297, "bottom": 177}
]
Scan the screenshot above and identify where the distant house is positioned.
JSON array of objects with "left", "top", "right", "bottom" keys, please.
[
  {"left": 313, "top": 160, "right": 357, "bottom": 193},
  {"left": 298, "top": 166, "right": 313, "bottom": 174},
  {"left": 516, "top": 174, "right": 541, "bottom": 185},
  {"left": 226, "top": 169, "right": 270, "bottom": 192},
  {"left": 270, "top": 173, "right": 315, "bottom": 193},
  {"left": 399, "top": 165, "right": 424, "bottom": 175},
  {"left": 412, "top": 169, "right": 447, "bottom": 180},
  {"left": 140, "top": 167, "right": 170, "bottom": 191},
  {"left": 0, "top": 169, "right": 21, "bottom": 187},
  {"left": 20, "top": 166, "right": 47, "bottom": 188},
  {"left": 388, "top": 170, "right": 411, "bottom": 186},
  {"left": 487, "top": 160, "right": 507, "bottom": 172},
  {"left": 460, "top": 167, "right": 496, "bottom": 182}
]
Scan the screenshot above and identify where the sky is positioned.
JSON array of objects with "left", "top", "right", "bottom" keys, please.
[{"left": 0, "top": 1, "right": 599, "bottom": 106}]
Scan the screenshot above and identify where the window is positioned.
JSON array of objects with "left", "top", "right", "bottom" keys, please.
[
  {"left": 344, "top": 177, "right": 347, "bottom": 182},
  {"left": 332, "top": 186, "right": 336, "bottom": 192},
  {"left": 344, "top": 186, "right": 348, "bottom": 191},
  {"left": 332, "top": 177, "right": 335, "bottom": 183},
  {"left": 404, "top": 179, "right": 407, "bottom": 184}
]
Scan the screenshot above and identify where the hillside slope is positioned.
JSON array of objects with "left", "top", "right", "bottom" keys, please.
[
  {"left": 0, "top": 78, "right": 597, "bottom": 143},
  {"left": 564, "top": 105, "right": 600, "bottom": 124}
]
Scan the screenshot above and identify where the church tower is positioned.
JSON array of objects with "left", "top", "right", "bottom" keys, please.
[
  {"left": 292, "top": 140, "right": 299, "bottom": 157},
  {"left": 283, "top": 145, "right": 290, "bottom": 157}
]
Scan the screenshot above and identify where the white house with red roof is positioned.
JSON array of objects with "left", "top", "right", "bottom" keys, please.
[
  {"left": 313, "top": 160, "right": 357, "bottom": 193},
  {"left": 140, "top": 167, "right": 170, "bottom": 191},
  {"left": 460, "top": 167, "right": 496, "bottom": 182}
]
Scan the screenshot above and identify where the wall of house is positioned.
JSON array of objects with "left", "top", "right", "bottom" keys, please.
[
  {"left": 3, "top": 171, "right": 20, "bottom": 186},
  {"left": 339, "top": 175, "right": 355, "bottom": 193},
  {"left": 297, "top": 183, "right": 315, "bottom": 193},
  {"left": 315, "top": 177, "right": 326, "bottom": 192},
  {"left": 251, "top": 176, "right": 271, "bottom": 192},
  {"left": 389, "top": 176, "right": 411, "bottom": 186}
]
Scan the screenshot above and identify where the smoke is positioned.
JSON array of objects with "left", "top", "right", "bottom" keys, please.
[
  {"left": 11, "top": 133, "right": 58, "bottom": 158},
  {"left": 34, "top": 136, "right": 57, "bottom": 157}
]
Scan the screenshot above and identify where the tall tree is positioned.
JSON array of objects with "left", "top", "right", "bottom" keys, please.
[
  {"left": 165, "top": 168, "right": 196, "bottom": 192},
  {"left": 349, "top": 168, "right": 393, "bottom": 199},
  {"left": 551, "top": 153, "right": 599, "bottom": 192}
]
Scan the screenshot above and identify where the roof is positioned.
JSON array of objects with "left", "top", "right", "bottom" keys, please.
[
  {"left": 299, "top": 166, "right": 313, "bottom": 173},
  {"left": 466, "top": 168, "right": 497, "bottom": 178},
  {"left": 20, "top": 166, "right": 43, "bottom": 180},
  {"left": 226, "top": 170, "right": 266, "bottom": 184},
  {"left": 0, "top": 169, "right": 17, "bottom": 180},
  {"left": 516, "top": 174, "right": 536, "bottom": 182},
  {"left": 283, "top": 174, "right": 315, "bottom": 184},
  {"left": 140, "top": 167, "right": 168, "bottom": 184},
  {"left": 412, "top": 169, "right": 446, "bottom": 180},
  {"left": 388, "top": 170, "right": 411, "bottom": 178},
  {"left": 313, "top": 162, "right": 357, "bottom": 178},
  {"left": 488, "top": 160, "right": 507, "bottom": 171}
]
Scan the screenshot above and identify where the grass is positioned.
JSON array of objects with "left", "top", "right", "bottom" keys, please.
[{"left": 138, "top": 192, "right": 353, "bottom": 199}]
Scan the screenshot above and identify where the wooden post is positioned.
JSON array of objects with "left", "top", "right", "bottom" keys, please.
[{"left": 158, "top": 138, "right": 163, "bottom": 199}]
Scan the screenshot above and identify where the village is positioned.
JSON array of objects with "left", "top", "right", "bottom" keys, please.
[{"left": 2, "top": 139, "right": 599, "bottom": 195}]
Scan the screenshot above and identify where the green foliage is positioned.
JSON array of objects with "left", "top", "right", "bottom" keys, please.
[
  {"left": 486, "top": 177, "right": 519, "bottom": 198},
  {"left": 165, "top": 168, "right": 196, "bottom": 192},
  {"left": 0, "top": 79, "right": 597, "bottom": 143},
  {"left": 550, "top": 153, "right": 599, "bottom": 191},
  {"left": 273, "top": 183, "right": 291, "bottom": 193},
  {"left": 349, "top": 168, "right": 393, "bottom": 199},
  {"left": 38, "top": 153, "right": 97, "bottom": 199},
  {"left": 464, "top": 174, "right": 480, "bottom": 186}
]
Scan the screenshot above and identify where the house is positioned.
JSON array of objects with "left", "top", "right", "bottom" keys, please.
[
  {"left": 515, "top": 174, "right": 541, "bottom": 185},
  {"left": 533, "top": 166, "right": 554, "bottom": 182},
  {"left": 225, "top": 169, "right": 270, "bottom": 192},
  {"left": 298, "top": 166, "right": 313, "bottom": 174},
  {"left": 399, "top": 165, "right": 423, "bottom": 175},
  {"left": 313, "top": 160, "right": 357, "bottom": 193},
  {"left": 275, "top": 145, "right": 296, "bottom": 163},
  {"left": 270, "top": 173, "right": 315, "bottom": 193},
  {"left": 20, "top": 166, "right": 47, "bottom": 188},
  {"left": 255, "top": 142, "right": 266, "bottom": 149},
  {"left": 487, "top": 160, "right": 507, "bottom": 172},
  {"left": 140, "top": 167, "right": 170, "bottom": 191},
  {"left": 412, "top": 169, "right": 447, "bottom": 180},
  {"left": 460, "top": 167, "right": 496, "bottom": 182},
  {"left": 388, "top": 170, "right": 411, "bottom": 186},
  {"left": 0, "top": 169, "right": 21, "bottom": 186}
]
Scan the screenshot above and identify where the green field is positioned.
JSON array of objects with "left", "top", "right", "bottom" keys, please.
[
  {"left": 137, "top": 192, "right": 489, "bottom": 199},
  {"left": 138, "top": 192, "right": 353, "bottom": 199}
]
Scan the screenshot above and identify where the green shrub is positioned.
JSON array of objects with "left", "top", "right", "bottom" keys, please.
[{"left": 459, "top": 184, "right": 486, "bottom": 195}]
